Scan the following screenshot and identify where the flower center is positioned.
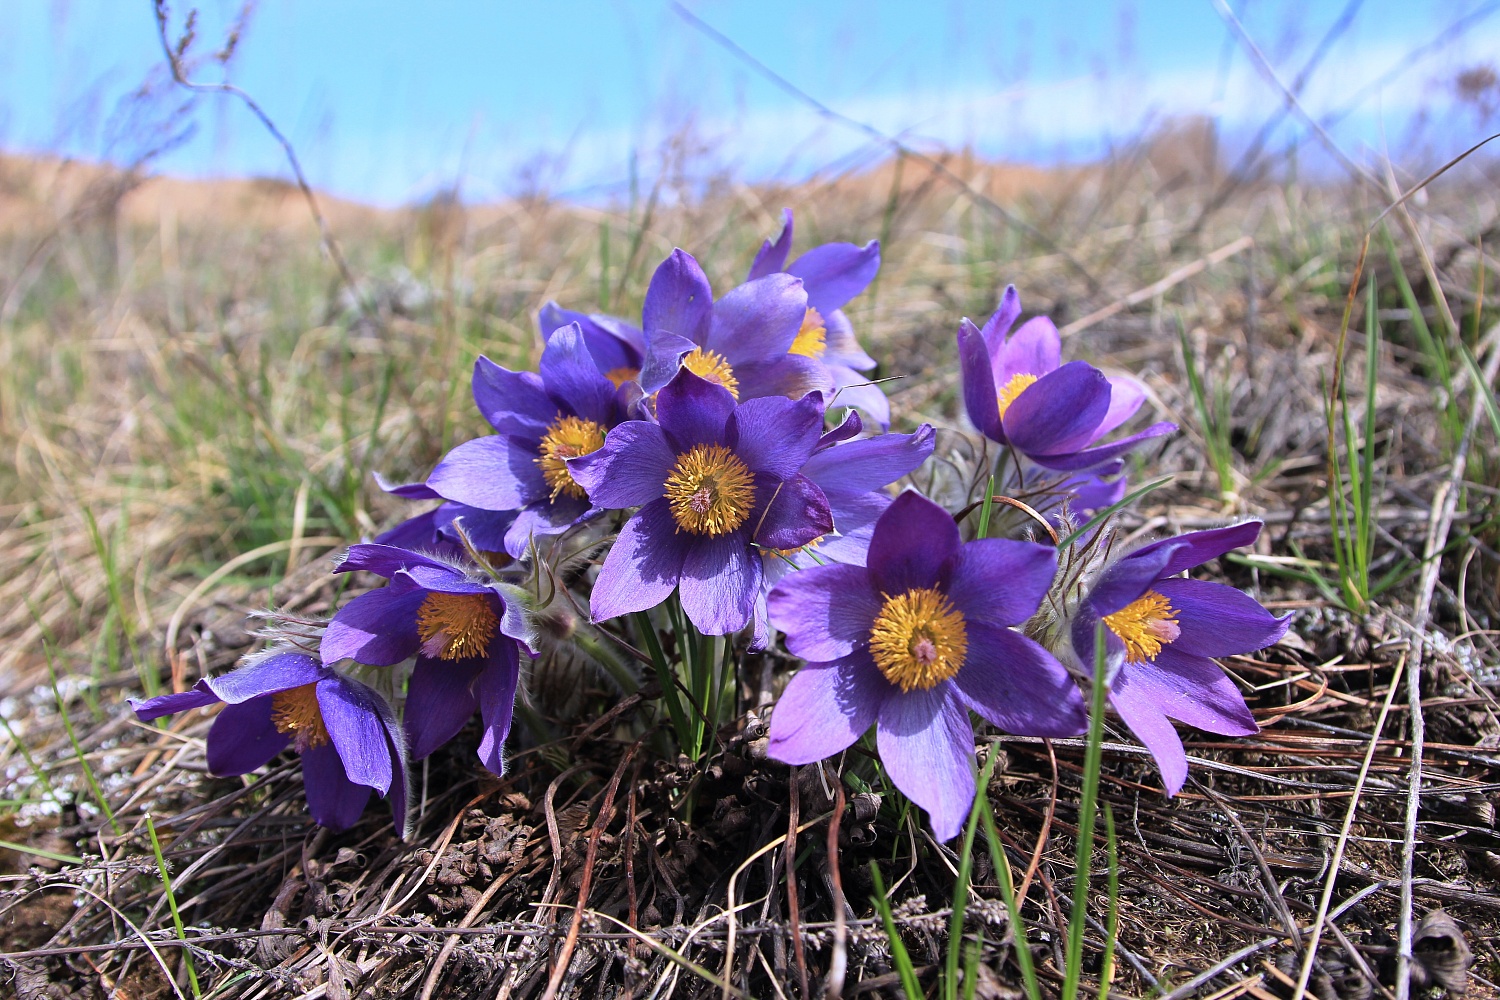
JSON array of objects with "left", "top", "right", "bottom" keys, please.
[
  {"left": 1102, "top": 589, "right": 1180, "bottom": 664},
  {"left": 535, "top": 414, "right": 607, "bottom": 501},
  {"left": 789, "top": 307, "right": 827, "bottom": 359},
  {"left": 996, "top": 372, "right": 1038, "bottom": 418},
  {"left": 682, "top": 347, "right": 739, "bottom": 399},
  {"left": 271, "top": 683, "right": 331, "bottom": 752},
  {"left": 604, "top": 366, "right": 639, "bottom": 389},
  {"left": 664, "top": 444, "right": 756, "bottom": 536},
  {"left": 868, "top": 587, "right": 969, "bottom": 692},
  {"left": 417, "top": 591, "right": 499, "bottom": 660}
]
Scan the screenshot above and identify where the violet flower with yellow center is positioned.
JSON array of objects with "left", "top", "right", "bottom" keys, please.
[
  {"left": 418, "top": 322, "right": 625, "bottom": 560},
  {"left": 321, "top": 544, "right": 536, "bottom": 775},
  {"left": 1070, "top": 521, "right": 1292, "bottom": 795},
  {"left": 568, "top": 368, "right": 833, "bottom": 635},
  {"left": 958, "top": 285, "right": 1176, "bottom": 469},
  {"left": 766, "top": 491, "right": 1086, "bottom": 841},
  {"left": 130, "top": 651, "right": 409, "bottom": 835}
]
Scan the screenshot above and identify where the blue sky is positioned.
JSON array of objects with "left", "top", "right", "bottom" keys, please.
[{"left": 2, "top": 0, "right": 1497, "bottom": 205}]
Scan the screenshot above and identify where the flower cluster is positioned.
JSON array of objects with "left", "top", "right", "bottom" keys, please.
[{"left": 135, "top": 211, "right": 1289, "bottom": 842}]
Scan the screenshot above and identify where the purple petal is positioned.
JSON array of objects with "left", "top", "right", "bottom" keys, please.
[
  {"left": 747, "top": 208, "right": 794, "bottom": 280},
  {"left": 588, "top": 499, "right": 688, "bottom": 622},
  {"left": 539, "top": 322, "right": 619, "bottom": 426},
  {"left": 403, "top": 657, "right": 482, "bottom": 760},
  {"left": 569, "top": 420, "right": 675, "bottom": 509},
  {"left": 1129, "top": 521, "right": 1264, "bottom": 578},
  {"left": 678, "top": 531, "right": 761, "bottom": 635},
  {"left": 802, "top": 424, "right": 934, "bottom": 494},
  {"left": 876, "top": 685, "right": 976, "bottom": 842},
  {"left": 1030, "top": 421, "right": 1177, "bottom": 472},
  {"left": 426, "top": 435, "right": 545, "bottom": 512},
  {"left": 706, "top": 273, "right": 807, "bottom": 363},
  {"left": 638, "top": 330, "right": 697, "bottom": 394},
  {"left": 826, "top": 366, "right": 889, "bottom": 429},
  {"left": 1095, "top": 376, "right": 1147, "bottom": 437},
  {"left": 130, "top": 683, "right": 220, "bottom": 722},
  {"left": 958, "top": 318, "right": 1004, "bottom": 442},
  {"left": 953, "top": 625, "right": 1086, "bottom": 736},
  {"left": 656, "top": 370, "right": 734, "bottom": 452},
  {"left": 373, "top": 508, "right": 447, "bottom": 553},
  {"left": 822, "top": 309, "right": 877, "bottom": 371},
  {"left": 205, "top": 697, "right": 290, "bottom": 775},
  {"left": 767, "top": 563, "right": 880, "bottom": 662},
  {"left": 317, "top": 675, "right": 394, "bottom": 795},
  {"left": 786, "top": 240, "right": 880, "bottom": 314},
  {"left": 300, "top": 743, "right": 373, "bottom": 832},
  {"left": 476, "top": 642, "right": 521, "bottom": 775},
  {"left": 374, "top": 472, "right": 443, "bottom": 500},
  {"left": 1002, "top": 361, "right": 1112, "bottom": 458},
  {"left": 436, "top": 505, "right": 519, "bottom": 555},
  {"left": 643, "top": 249, "right": 713, "bottom": 344},
  {"left": 472, "top": 357, "right": 554, "bottom": 438},
  {"left": 867, "top": 491, "right": 962, "bottom": 596},
  {"left": 817, "top": 408, "right": 863, "bottom": 448},
  {"left": 730, "top": 393, "right": 825, "bottom": 477},
  {"left": 538, "top": 301, "right": 644, "bottom": 374},
  {"left": 334, "top": 542, "right": 464, "bottom": 580},
  {"left": 321, "top": 582, "right": 426, "bottom": 666},
  {"left": 1135, "top": 646, "right": 1259, "bottom": 736},
  {"left": 979, "top": 286, "right": 1022, "bottom": 358},
  {"left": 750, "top": 473, "right": 833, "bottom": 551},
  {"left": 943, "top": 538, "right": 1057, "bottom": 627},
  {"left": 767, "top": 654, "right": 887, "bottom": 765},
  {"left": 994, "top": 316, "right": 1061, "bottom": 383},
  {"left": 205, "top": 651, "right": 326, "bottom": 703},
  {"left": 1086, "top": 542, "right": 1183, "bottom": 619},
  {"left": 1154, "top": 578, "right": 1292, "bottom": 657},
  {"left": 502, "top": 499, "right": 591, "bottom": 560},
  {"left": 732, "top": 354, "right": 834, "bottom": 402}
]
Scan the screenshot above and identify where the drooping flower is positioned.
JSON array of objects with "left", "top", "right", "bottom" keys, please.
[
  {"left": 1070, "top": 521, "right": 1291, "bottom": 795},
  {"left": 747, "top": 209, "right": 889, "bottom": 427},
  {"left": 766, "top": 491, "right": 1087, "bottom": 841},
  {"left": 958, "top": 286, "right": 1176, "bottom": 469},
  {"left": 130, "top": 651, "right": 409, "bottom": 835},
  {"left": 636, "top": 249, "right": 832, "bottom": 403},
  {"left": 321, "top": 544, "right": 536, "bottom": 774},
  {"left": 420, "top": 322, "right": 626, "bottom": 559},
  {"left": 568, "top": 368, "right": 833, "bottom": 635},
  {"left": 537, "top": 301, "right": 646, "bottom": 388}
]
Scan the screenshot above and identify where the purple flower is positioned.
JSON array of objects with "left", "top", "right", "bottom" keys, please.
[
  {"left": 637, "top": 249, "right": 832, "bottom": 403},
  {"left": 569, "top": 368, "right": 833, "bottom": 635},
  {"left": 958, "top": 286, "right": 1176, "bottom": 469},
  {"left": 747, "top": 209, "right": 888, "bottom": 427},
  {"left": 321, "top": 544, "right": 536, "bottom": 774},
  {"left": 767, "top": 491, "right": 1087, "bottom": 841},
  {"left": 130, "top": 652, "right": 409, "bottom": 835},
  {"left": 422, "top": 323, "right": 626, "bottom": 559},
  {"left": 1070, "top": 521, "right": 1292, "bottom": 795},
  {"left": 538, "top": 301, "right": 646, "bottom": 386},
  {"left": 372, "top": 474, "right": 518, "bottom": 565}
]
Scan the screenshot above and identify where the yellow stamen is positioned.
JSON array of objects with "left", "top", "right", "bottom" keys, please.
[
  {"left": 417, "top": 591, "right": 499, "bottom": 661},
  {"left": 789, "top": 307, "right": 827, "bottom": 359},
  {"left": 604, "top": 366, "right": 639, "bottom": 389},
  {"left": 868, "top": 588, "right": 969, "bottom": 692},
  {"left": 271, "top": 683, "right": 331, "bottom": 750},
  {"left": 1102, "top": 590, "right": 1180, "bottom": 664},
  {"left": 664, "top": 444, "right": 756, "bottom": 536},
  {"left": 682, "top": 347, "right": 739, "bottom": 399},
  {"left": 996, "top": 372, "right": 1039, "bottom": 418},
  {"left": 535, "top": 414, "right": 607, "bottom": 501}
]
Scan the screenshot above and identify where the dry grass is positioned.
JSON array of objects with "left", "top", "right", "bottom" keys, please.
[{"left": 1, "top": 129, "right": 1499, "bottom": 999}]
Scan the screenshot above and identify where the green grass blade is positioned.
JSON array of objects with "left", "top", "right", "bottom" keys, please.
[
  {"left": 146, "top": 812, "right": 201, "bottom": 998},
  {"left": 946, "top": 750, "right": 1001, "bottom": 999},
  {"left": 979, "top": 765, "right": 1040, "bottom": 1000},
  {"left": 1096, "top": 804, "right": 1119, "bottom": 1000},
  {"left": 869, "top": 860, "right": 924, "bottom": 1000},
  {"left": 44, "top": 642, "right": 119, "bottom": 835},
  {"left": 1063, "top": 622, "right": 1111, "bottom": 1000},
  {"left": 633, "top": 610, "right": 690, "bottom": 753}
]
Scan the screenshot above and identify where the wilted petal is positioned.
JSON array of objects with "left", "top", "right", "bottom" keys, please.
[
  {"left": 205, "top": 697, "right": 290, "bottom": 776},
  {"left": 301, "top": 743, "right": 373, "bottom": 832},
  {"left": 426, "top": 435, "right": 545, "bottom": 512},
  {"left": 730, "top": 394, "right": 825, "bottom": 477},
  {"left": 953, "top": 625, "right": 1086, "bottom": 737},
  {"left": 877, "top": 685, "right": 976, "bottom": 842},
  {"left": 1154, "top": 578, "right": 1291, "bottom": 657},
  {"left": 477, "top": 642, "right": 521, "bottom": 775},
  {"left": 472, "top": 357, "right": 554, "bottom": 438},
  {"left": 767, "top": 654, "right": 887, "bottom": 764},
  {"left": 767, "top": 563, "right": 880, "bottom": 662},
  {"left": 589, "top": 499, "right": 689, "bottom": 622},
  {"left": 642, "top": 249, "right": 712, "bottom": 344},
  {"left": 318, "top": 675, "right": 394, "bottom": 796},
  {"left": 867, "top": 491, "right": 962, "bottom": 596},
  {"left": 787, "top": 240, "right": 880, "bottom": 314},
  {"left": 678, "top": 531, "right": 761, "bottom": 635},
  {"left": 707, "top": 273, "right": 807, "bottom": 363},
  {"left": 943, "top": 539, "right": 1056, "bottom": 627},
  {"left": 403, "top": 657, "right": 482, "bottom": 760}
]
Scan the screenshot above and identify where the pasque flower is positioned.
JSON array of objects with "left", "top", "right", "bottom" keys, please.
[
  {"left": 372, "top": 474, "right": 516, "bottom": 564},
  {"left": 767, "top": 491, "right": 1087, "bottom": 841},
  {"left": 130, "top": 651, "right": 409, "bottom": 835},
  {"left": 637, "top": 249, "right": 832, "bottom": 402},
  {"left": 1070, "top": 521, "right": 1291, "bottom": 795},
  {"left": 569, "top": 368, "right": 833, "bottom": 635},
  {"left": 538, "top": 301, "right": 646, "bottom": 387},
  {"left": 321, "top": 544, "right": 536, "bottom": 774},
  {"left": 747, "top": 209, "right": 888, "bottom": 426},
  {"left": 421, "top": 322, "right": 627, "bottom": 559},
  {"left": 958, "top": 285, "right": 1175, "bottom": 469}
]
